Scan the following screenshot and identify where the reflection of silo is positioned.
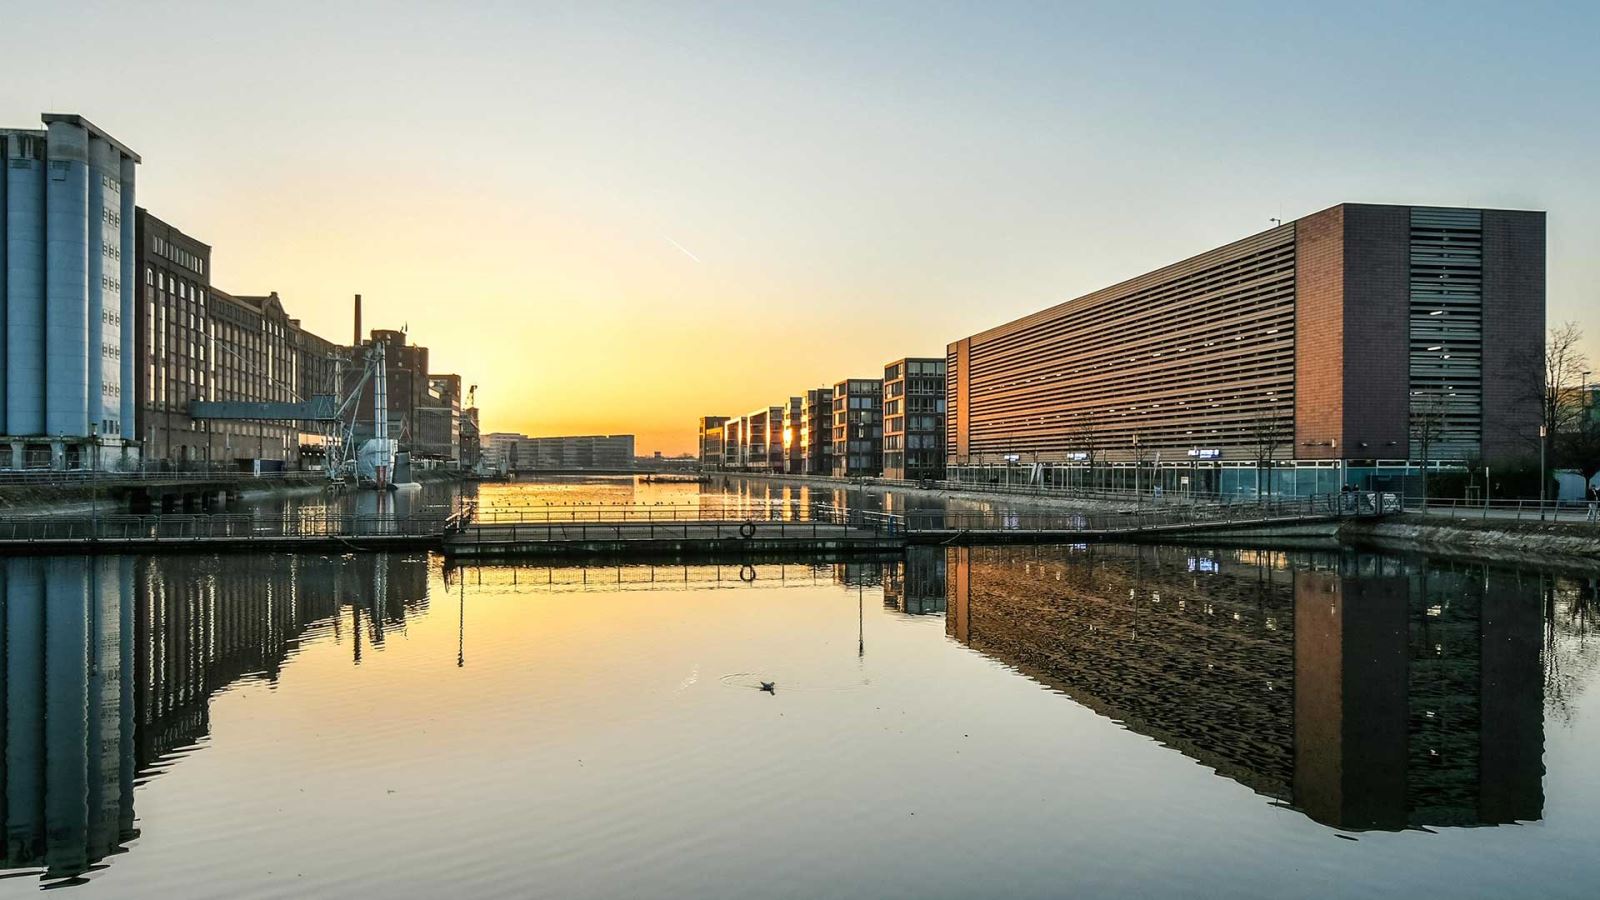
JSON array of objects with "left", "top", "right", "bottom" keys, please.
[
  {"left": 5, "top": 558, "right": 47, "bottom": 859},
  {"left": 2, "top": 557, "right": 136, "bottom": 879},
  {"left": 118, "top": 557, "right": 138, "bottom": 844},
  {"left": 6, "top": 133, "right": 47, "bottom": 434},
  {"left": 87, "top": 557, "right": 130, "bottom": 861},
  {"left": 44, "top": 119, "right": 90, "bottom": 438},
  {"left": 44, "top": 557, "right": 91, "bottom": 876}
]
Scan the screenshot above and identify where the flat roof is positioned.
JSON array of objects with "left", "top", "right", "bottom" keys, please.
[{"left": 41, "top": 112, "right": 141, "bottom": 162}]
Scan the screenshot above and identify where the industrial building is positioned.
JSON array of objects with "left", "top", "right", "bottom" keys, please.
[
  {"left": 461, "top": 406, "right": 482, "bottom": 469},
  {"left": 134, "top": 211, "right": 338, "bottom": 469},
  {"left": 882, "top": 358, "right": 946, "bottom": 481},
  {"left": 0, "top": 114, "right": 139, "bottom": 469},
  {"left": 488, "top": 433, "right": 637, "bottom": 472},
  {"left": 832, "top": 378, "right": 884, "bottom": 477},
  {"left": 415, "top": 373, "right": 462, "bottom": 463},
  {"left": 349, "top": 328, "right": 430, "bottom": 457},
  {"left": 946, "top": 203, "right": 1544, "bottom": 496}
]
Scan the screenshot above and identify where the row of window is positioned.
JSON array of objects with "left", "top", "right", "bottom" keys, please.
[{"left": 150, "top": 236, "right": 206, "bottom": 276}]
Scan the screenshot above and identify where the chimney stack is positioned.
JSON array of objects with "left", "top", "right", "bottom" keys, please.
[{"left": 353, "top": 293, "right": 362, "bottom": 346}]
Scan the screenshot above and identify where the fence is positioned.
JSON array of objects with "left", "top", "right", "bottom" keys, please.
[
  {"left": 897, "top": 491, "right": 1399, "bottom": 533},
  {"left": 452, "top": 502, "right": 905, "bottom": 545},
  {"left": 0, "top": 468, "right": 329, "bottom": 487},
  {"left": 0, "top": 511, "right": 469, "bottom": 544},
  {"left": 1413, "top": 498, "right": 1600, "bottom": 525}
]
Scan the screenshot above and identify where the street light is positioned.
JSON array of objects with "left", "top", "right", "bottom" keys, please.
[{"left": 88, "top": 422, "right": 99, "bottom": 534}]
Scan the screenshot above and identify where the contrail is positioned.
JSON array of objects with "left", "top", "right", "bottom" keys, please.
[{"left": 665, "top": 235, "right": 702, "bottom": 263}]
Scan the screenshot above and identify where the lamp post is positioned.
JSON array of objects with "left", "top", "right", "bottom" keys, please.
[
  {"left": 1539, "top": 424, "right": 1547, "bottom": 514},
  {"left": 88, "top": 422, "right": 99, "bottom": 534}
]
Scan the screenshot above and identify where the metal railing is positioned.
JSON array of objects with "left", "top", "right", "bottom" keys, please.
[
  {"left": 0, "top": 511, "right": 468, "bottom": 543},
  {"left": 453, "top": 502, "right": 904, "bottom": 545},
  {"left": 468, "top": 501, "right": 851, "bottom": 525},
  {"left": 1413, "top": 497, "right": 1600, "bottom": 525},
  {"left": 0, "top": 468, "right": 329, "bottom": 487},
  {"left": 898, "top": 491, "right": 1399, "bottom": 533},
  {"left": 717, "top": 471, "right": 1340, "bottom": 508}
]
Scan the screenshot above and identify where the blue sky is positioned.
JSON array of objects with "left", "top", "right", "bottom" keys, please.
[{"left": 3, "top": 1, "right": 1594, "bottom": 451}]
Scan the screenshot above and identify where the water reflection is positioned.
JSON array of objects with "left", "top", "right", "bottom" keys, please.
[
  {"left": 938, "top": 545, "right": 1554, "bottom": 831},
  {"left": 2, "top": 540, "right": 1593, "bottom": 891},
  {"left": 0, "top": 553, "right": 429, "bottom": 886}
]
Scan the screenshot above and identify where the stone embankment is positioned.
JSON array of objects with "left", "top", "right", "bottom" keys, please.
[{"left": 1341, "top": 514, "right": 1600, "bottom": 571}]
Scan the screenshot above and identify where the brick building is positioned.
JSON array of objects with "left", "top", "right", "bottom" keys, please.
[{"left": 945, "top": 203, "right": 1544, "bottom": 496}]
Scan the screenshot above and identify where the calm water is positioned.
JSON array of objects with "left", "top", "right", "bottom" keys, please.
[{"left": 3, "top": 477, "right": 1600, "bottom": 897}]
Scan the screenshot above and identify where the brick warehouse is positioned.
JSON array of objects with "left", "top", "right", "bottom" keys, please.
[{"left": 945, "top": 204, "right": 1544, "bottom": 497}]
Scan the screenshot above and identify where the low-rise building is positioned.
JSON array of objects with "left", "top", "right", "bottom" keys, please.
[
  {"left": 882, "top": 358, "right": 947, "bottom": 481},
  {"left": 799, "top": 387, "right": 834, "bottom": 475},
  {"left": 832, "top": 379, "right": 883, "bottom": 477},
  {"left": 739, "top": 407, "right": 784, "bottom": 471},
  {"left": 698, "top": 415, "right": 729, "bottom": 469},
  {"left": 723, "top": 417, "right": 743, "bottom": 470},
  {"left": 780, "top": 397, "right": 803, "bottom": 473}
]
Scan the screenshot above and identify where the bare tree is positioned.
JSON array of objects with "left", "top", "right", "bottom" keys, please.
[
  {"left": 1130, "top": 432, "right": 1151, "bottom": 502},
  {"left": 1247, "top": 411, "right": 1289, "bottom": 498},
  {"left": 1069, "top": 415, "right": 1100, "bottom": 490},
  {"left": 1410, "top": 390, "right": 1449, "bottom": 503},
  {"left": 1509, "top": 322, "right": 1590, "bottom": 463}
]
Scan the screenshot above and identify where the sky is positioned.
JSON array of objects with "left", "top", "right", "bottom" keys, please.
[{"left": 4, "top": 0, "right": 1596, "bottom": 455}]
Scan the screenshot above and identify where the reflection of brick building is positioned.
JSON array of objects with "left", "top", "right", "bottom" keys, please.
[{"left": 943, "top": 544, "right": 1545, "bottom": 830}]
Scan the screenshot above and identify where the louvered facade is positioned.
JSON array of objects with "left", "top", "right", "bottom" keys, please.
[{"left": 947, "top": 203, "right": 1544, "bottom": 494}]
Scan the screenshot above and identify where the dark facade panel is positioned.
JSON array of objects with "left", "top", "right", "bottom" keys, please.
[
  {"left": 1479, "top": 210, "right": 1545, "bottom": 462},
  {"left": 1341, "top": 204, "right": 1410, "bottom": 459}
]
